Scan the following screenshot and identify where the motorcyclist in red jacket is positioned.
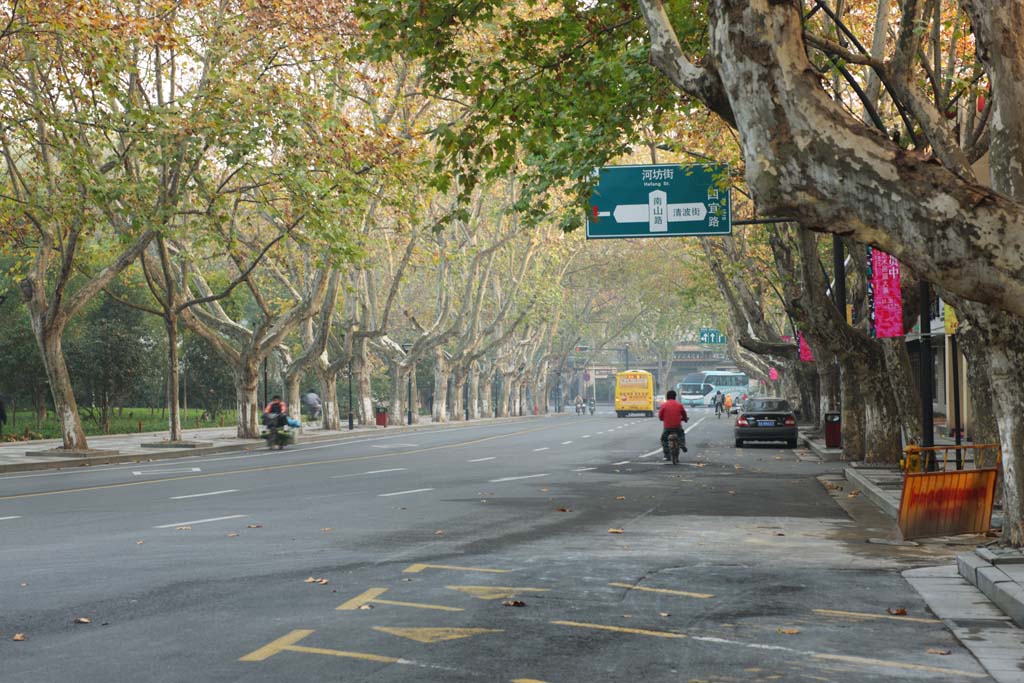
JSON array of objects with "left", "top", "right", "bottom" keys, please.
[{"left": 658, "top": 390, "right": 689, "bottom": 460}]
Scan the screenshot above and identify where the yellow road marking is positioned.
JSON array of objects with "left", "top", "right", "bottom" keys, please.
[
  {"left": 512, "top": 679, "right": 549, "bottom": 682},
  {"left": 551, "top": 620, "right": 687, "bottom": 640},
  {"left": 812, "top": 608, "right": 941, "bottom": 624},
  {"left": 336, "top": 588, "right": 463, "bottom": 612},
  {"left": 608, "top": 582, "right": 714, "bottom": 599},
  {"left": 286, "top": 645, "right": 399, "bottom": 663},
  {"left": 812, "top": 652, "right": 987, "bottom": 678},
  {"left": 239, "top": 629, "right": 316, "bottom": 661},
  {"left": 336, "top": 588, "right": 389, "bottom": 610},
  {"left": 404, "top": 563, "right": 510, "bottom": 574},
  {"left": 372, "top": 627, "right": 503, "bottom": 644},
  {"left": 0, "top": 423, "right": 557, "bottom": 501},
  {"left": 446, "top": 585, "right": 550, "bottom": 600}
]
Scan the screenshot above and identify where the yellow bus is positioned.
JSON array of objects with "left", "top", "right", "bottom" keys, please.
[{"left": 614, "top": 370, "right": 655, "bottom": 417}]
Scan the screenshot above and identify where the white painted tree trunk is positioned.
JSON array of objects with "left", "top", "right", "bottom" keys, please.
[{"left": 236, "top": 362, "right": 261, "bottom": 439}]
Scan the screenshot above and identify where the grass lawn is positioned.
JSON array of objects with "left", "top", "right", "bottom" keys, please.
[{"left": 1, "top": 408, "right": 237, "bottom": 440}]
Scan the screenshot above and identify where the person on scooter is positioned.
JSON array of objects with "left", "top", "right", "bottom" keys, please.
[
  {"left": 587, "top": 397, "right": 595, "bottom": 415},
  {"left": 574, "top": 394, "right": 584, "bottom": 415},
  {"left": 658, "top": 389, "right": 688, "bottom": 460},
  {"left": 263, "top": 395, "right": 288, "bottom": 445}
]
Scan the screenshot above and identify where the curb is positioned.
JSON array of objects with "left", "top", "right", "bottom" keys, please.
[
  {"left": 798, "top": 431, "right": 845, "bottom": 461},
  {"left": 0, "top": 414, "right": 556, "bottom": 474},
  {"left": 958, "top": 550, "right": 1024, "bottom": 628},
  {"left": 843, "top": 465, "right": 899, "bottom": 520}
]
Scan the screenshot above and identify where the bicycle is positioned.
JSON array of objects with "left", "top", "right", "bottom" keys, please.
[
  {"left": 666, "top": 432, "right": 680, "bottom": 465},
  {"left": 715, "top": 402, "right": 723, "bottom": 419}
]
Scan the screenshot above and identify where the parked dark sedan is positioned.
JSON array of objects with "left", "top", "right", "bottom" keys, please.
[{"left": 734, "top": 398, "right": 798, "bottom": 447}]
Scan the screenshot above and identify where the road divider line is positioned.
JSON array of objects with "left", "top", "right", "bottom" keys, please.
[
  {"left": 337, "top": 587, "right": 463, "bottom": 612},
  {"left": 685, "top": 416, "right": 707, "bottom": 433},
  {"left": 573, "top": 467, "right": 596, "bottom": 472},
  {"left": 612, "top": 460, "right": 630, "bottom": 465},
  {"left": 403, "top": 563, "right": 510, "bottom": 574},
  {"left": 468, "top": 457, "right": 496, "bottom": 462},
  {"left": 638, "top": 449, "right": 663, "bottom": 459},
  {"left": 552, "top": 620, "right": 686, "bottom": 640},
  {"left": 378, "top": 488, "right": 433, "bottom": 497},
  {"left": 239, "top": 629, "right": 460, "bottom": 672},
  {"left": 133, "top": 467, "right": 201, "bottom": 476},
  {"left": 330, "top": 468, "right": 407, "bottom": 479},
  {"left": 170, "top": 489, "right": 238, "bottom": 500},
  {"left": 561, "top": 441, "right": 573, "bottom": 445},
  {"left": 608, "top": 582, "right": 714, "bottom": 599},
  {"left": 532, "top": 448, "right": 549, "bottom": 452},
  {"left": 489, "top": 474, "right": 549, "bottom": 483},
  {"left": 582, "top": 435, "right": 591, "bottom": 439},
  {"left": 0, "top": 515, "right": 21, "bottom": 521},
  {"left": 153, "top": 514, "right": 247, "bottom": 528}
]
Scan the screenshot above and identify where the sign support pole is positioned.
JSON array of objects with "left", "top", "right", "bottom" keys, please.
[{"left": 919, "top": 280, "right": 935, "bottom": 468}]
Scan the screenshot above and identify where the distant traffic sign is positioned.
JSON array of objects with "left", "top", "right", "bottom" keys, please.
[
  {"left": 587, "top": 163, "right": 731, "bottom": 239},
  {"left": 699, "top": 327, "right": 726, "bottom": 344}
]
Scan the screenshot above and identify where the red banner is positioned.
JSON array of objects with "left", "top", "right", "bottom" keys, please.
[
  {"left": 871, "top": 249, "right": 903, "bottom": 338},
  {"left": 798, "top": 332, "right": 814, "bottom": 362}
]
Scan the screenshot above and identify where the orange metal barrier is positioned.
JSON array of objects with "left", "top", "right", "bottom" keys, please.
[{"left": 898, "top": 444, "right": 1000, "bottom": 540}]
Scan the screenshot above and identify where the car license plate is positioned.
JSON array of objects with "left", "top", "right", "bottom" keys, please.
[{"left": 757, "top": 420, "right": 774, "bottom": 427}]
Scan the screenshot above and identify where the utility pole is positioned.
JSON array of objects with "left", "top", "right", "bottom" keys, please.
[{"left": 919, "top": 281, "right": 935, "bottom": 469}]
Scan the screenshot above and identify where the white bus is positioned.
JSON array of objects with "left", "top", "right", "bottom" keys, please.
[{"left": 676, "top": 371, "right": 752, "bottom": 406}]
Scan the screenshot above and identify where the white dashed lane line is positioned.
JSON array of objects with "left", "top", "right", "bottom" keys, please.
[
  {"left": 638, "top": 449, "right": 662, "bottom": 459},
  {"left": 0, "top": 515, "right": 22, "bottom": 521},
  {"left": 612, "top": 460, "right": 630, "bottom": 465},
  {"left": 378, "top": 488, "right": 434, "bottom": 497},
  {"left": 489, "top": 474, "right": 549, "bottom": 483},
  {"left": 582, "top": 435, "right": 591, "bottom": 439},
  {"left": 468, "top": 457, "right": 496, "bottom": 462},
  {"left": 330, "top": 468, "right": 407, "bottom": 479},
  {"left": 573, "top": 467, "right": 596, "bottom": 472},
  {"left": 170, "top": 489, "right": 238, "bottom": 500},
  {"left": 561, "top": 441, "right": 573, "bottom": 445},
  {"left": 153, "top": 514, "right": 247, "bottom": 529},
  {"left": 532, "top": 448, "right": 549, "bottom": 452}
]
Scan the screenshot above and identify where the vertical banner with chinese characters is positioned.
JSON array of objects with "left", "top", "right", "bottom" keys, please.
[
  {"left": 868, "top": 247, "right": 903, "bottom": 338},
  {"left": 799, "top": 332, "right": 815, "bottom": 362}
]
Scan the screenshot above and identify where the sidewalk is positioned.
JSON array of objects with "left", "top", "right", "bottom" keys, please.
[
  {"left": 0, "top": 414, "right": 552, "bottom": 474},
  {"left": 807, "top": 428, "right": 1024, "bottom": 655}
]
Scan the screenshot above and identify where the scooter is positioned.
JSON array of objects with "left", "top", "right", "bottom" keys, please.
[{"left": 588, "top": 401, "right": 595, "bottom": 415}]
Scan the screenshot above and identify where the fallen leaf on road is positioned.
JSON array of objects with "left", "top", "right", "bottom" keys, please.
[
  {"left": 622, "top": 614, "right": 633, "bottom": 619},
  {"left": 320, "top": 528, "right": 332, "bottom": 532},
  {"left": 226, "top": 532, "right": 239, "bottom": 537},
  {"left": 12, "top": 633, "right": 26, "bottom": 641},
  {"left": 734, "top": 464, "right": 742, "bottom": 470},
  {"left": 540, "top": 488, "right": 550, "bottom": 492},
  {"left": 887, "top": 607, "right": 907, "bottom": 616},
  {"left": 555, "top": 507, "right": 572, "bottom": 512},
  {"left": 435, "top": 530, "right": 445, "bottom": 535},
  {"left": 615, "top": 496, "right": 626, "bottom": 501},
  {"left": 304, "top": 577, "right": 316, "bottom": 583},
  {"left": 502, "top": 600, "right": 526, "bottom": 607},
  {"left": 659, "top": 612, "right": 671, "bottom": 617},
  {"left": 304, "top": 577, "right": 329, "bottom": 585},
  {"left": 774, "top": 532, "right": 786, "bottom": 536},
  {"left": 777, "top": 627, "right": 800, "bottom": 635},
  {"left": 317, "top": 578, "right": 329, "bottom": 585},
  {"left": 135, "top": 540, "right": 145, "bottom": 545},
  {"left": 694, "top": 463, "right": 706, "bottom": 468},
  {"left": 774, "top": 456, "right": 784, "bottom": 460},
  {"left": 847, "top": 490, "right": 861, "bottom": 498},
  {"left": 175, "top": 526, "right": 191, "bottom": 531},
  {"left": 358, "top": 604, "right": 374, "bottom": 610},
  {"left": 246, "top": 524, "right": 263, "bottom": 529},
  {"left": 608, "top": 528, "right": 624, "bottom": 534},
  {"left": 727, "top": 491, "right": 736, "bottom": 495},
  {"left": 74, "top": 617, "right": 91, "bottom": 624},
  {"left": 927, "top": 648, "right": 951, "bottom": 655}
]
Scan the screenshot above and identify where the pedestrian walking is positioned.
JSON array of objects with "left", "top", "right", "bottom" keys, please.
[
  {"left": 0, "top": 396, "right": 6, "bottom": 437},
  {"left": 302, "top": 390, "right": 322, "bottom": 421}
]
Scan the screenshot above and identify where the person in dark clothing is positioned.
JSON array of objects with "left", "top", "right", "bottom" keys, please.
[
  {"left": 657, "top": 389, "right": 689, "bottom": 460},
  {"left": 0, "top": 397, "right": 7, "bottom": 437}
]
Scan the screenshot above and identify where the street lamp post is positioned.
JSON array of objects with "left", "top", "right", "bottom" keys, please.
[
  {"left": 347, "top": 356, "right": 354, "bottom": 431},
  {"left": 402, "top": 343, "right": 413, "bottom": 426},
  {"left": 624, "top": 343, "right": 631, "bottom": 371}
]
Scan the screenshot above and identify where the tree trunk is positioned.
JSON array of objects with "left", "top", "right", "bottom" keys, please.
[
  {"left": 236, "top": 361, "right": 261, "bottom": 439},
  {"left": 432, "top": 349, "right": 450, "bottom": 423},
  {"left": 388, "top": 360, "right": 403, "bottom": 426},
  {"left": 317, "top": 367, "right": 340, "bottom": 431},
  {"left": 881, "top": 338, "right": 922, "bottom": 446},
  {"left": 839, "top": 357, "right": 865, "bottom": 459},
  {"left": 285, "top": 370, "right": 301, "bottom": 430},
  {"left": 450, "top": 371, "right": 466, "bottom": 422},
  {"left": 959, "top": 326, "right": 999, "bottom": 447},
  {"left": 410, "top": 362, "right": 420, "bottom": 424},
  {"left": 165, "top": 316, "right": 182, "bottom": 441},
  {"left": 36, "top": 325, "right": 89, "bottom": 450},
  {"left": 480, "top": 373, "right": 494, "bottom": 418},
  {"left": 468, "top": 368, "right": 481, "bottom": 419}
]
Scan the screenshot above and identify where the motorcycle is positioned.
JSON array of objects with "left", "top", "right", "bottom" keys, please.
[
  {"left": 588, "top": 401, "right": 595, "bottom": 415},
  {"left": 261, "top": 414, "right": 297, "bottom": 450}
]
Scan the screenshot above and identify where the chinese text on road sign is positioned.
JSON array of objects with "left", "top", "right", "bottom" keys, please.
[{"left": 587, "top": 164, "right": 731, "bottom": 239}]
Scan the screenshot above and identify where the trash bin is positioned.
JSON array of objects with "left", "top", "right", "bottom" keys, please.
[
  {"left": 824, "top": 412, "right": 841, "bottom": 448},
  {"left": 375, "top": 405, "right": 388, "bottom": 427}
]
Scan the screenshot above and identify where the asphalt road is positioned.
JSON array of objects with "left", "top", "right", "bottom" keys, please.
[{"left": 0, "top": 407, "right": 992, "bottom": 682}]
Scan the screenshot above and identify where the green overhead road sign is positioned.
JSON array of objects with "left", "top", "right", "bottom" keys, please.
[
  {"left": 587, "top": 163, "right": 731, "bottom": 239},
  {"left": 699, "top": 327, "right": 726, "bottom": 344}
]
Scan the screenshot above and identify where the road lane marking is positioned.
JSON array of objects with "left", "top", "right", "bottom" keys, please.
[
  {"left": 0, "top": 515, "right": 21, "bottom": 521},
  {"left": 573, "top": 467, "right": 596, "bottom": 472},
  {"left": 612, "top": 460, "right": 630, "bottom": 465},
  {"left": 685, "top": 416, "right": 707, "bottom": 433},
  {"left": 561, "top": 441, "right": 572, "bottom": 445},
  {"left": 153, "top": 514, "right": 247, "bottom": 528},
  {"left": 532, "top": 448, "right": 549, "bottom": 452},
  {"left": 373, "top": 627, "right": 502, "bottom": 644},
  {"left": 329, "top": 468, "right": 407, "bottom": 479},
  {"left": 0, "top": 423, "right": 560, "bottom": 501},
  {"left": 812, "top": 608, "right": 941, "bottom": 624},
  {"left": 446, "top": 585, "right": 550, "bottom": 600},
  {"left": 489, "top": 474, "right": 549, "bottom": 483},
  {"left": 608, "top": 582, "right": 714, "bottom": 599},
  {"left": 552, "top": 620, "right": 686, "bottom": 639},
  {"left": 371, "top": 443, "right": 419, "bottom": 448},
  {"left": 132, "top": 467, "right": 201, "bottom": 476},
  {"left": 336, "top": 587, "right": 462, "bottom": 612},
  {"left": 378, "top": 488, "right": 433, "bottom": 497},
  {"left": 403, "top": 563, "right": 510, "bottom": 574},
  {"left": 169, "top": 489, "right": 238, "bottom": 500},
  {"left": 468, "top": 457, "right": 496, "bottom": 462},
  {"left": 582, "top": 435, "right": 591, "bottom": 439},
  {"left": 638, "top": 449, "right": 662, "bottom": 459},
  {"left": 552, "top": 622, "right": 985, "bottom": 679}
]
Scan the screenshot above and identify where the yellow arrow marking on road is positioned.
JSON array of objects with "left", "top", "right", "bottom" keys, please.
[
  {"left": 372, "top": 627, "right": 503, "bottom": 644},
  {"left": 608, "top": 582, "right": 714, "bottom": 599},
  {"left": 336, "top": 588, "right": 462, "bottom": 612},
  {"left": 446, "top": 585, "right": 550, "bottom": 600},
  {"left": 404, "top": 563, "right": 511, "bottom": 574},
  {"left": 239, "top": 629, "right": 398, "bottom": 664}
]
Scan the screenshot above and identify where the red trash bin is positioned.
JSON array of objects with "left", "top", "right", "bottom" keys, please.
[
  {"left": 375, "top": 406, "right": 388, "bottom": 427},
  {"left": 824, "top": 412, "right": 841, "bottom": 448}
]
